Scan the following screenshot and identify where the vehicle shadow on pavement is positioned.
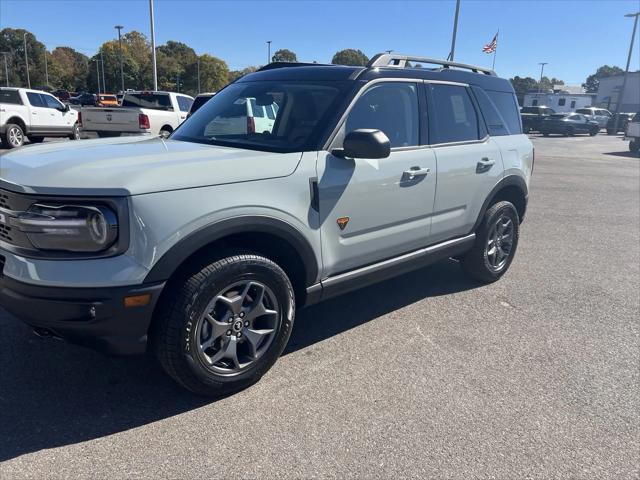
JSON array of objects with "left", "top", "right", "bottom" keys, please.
[
  {"left": 0, "top": 259, "right": 476, "bottom": 462},
  {"left": 603, "top": 150, "right": 638, "bottom": 159}
]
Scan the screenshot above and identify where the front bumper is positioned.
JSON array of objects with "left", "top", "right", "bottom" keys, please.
[{"left": 0, "top": 270, "right": 164, "bottom": 355}]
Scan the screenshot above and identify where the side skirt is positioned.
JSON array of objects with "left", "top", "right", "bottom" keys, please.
[{"left": 305, "top": 233, "right": 475, "bottom": 305}]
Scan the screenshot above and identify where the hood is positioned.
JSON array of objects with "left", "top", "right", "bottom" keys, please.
[{"left": 0, "top": 136, "right": 303, "bottom": 196}]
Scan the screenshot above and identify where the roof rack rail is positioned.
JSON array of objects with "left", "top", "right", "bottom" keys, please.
[
  {"left": 257, "top": 62, "right": 333, "bottom": 72},
  {"left": 367, "top": 53, "right": 496, "bottom": 76}
]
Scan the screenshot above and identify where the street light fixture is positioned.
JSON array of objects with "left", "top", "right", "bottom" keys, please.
[
  {"left": 115, "top": 25, "right": 125, "bottom": 93},
  {"left": 267, "top": 40, "right": 272, "bottom": 64},
  {"left": 149, "top": 0, "right": 158, "bottom": 91},
  {"left": 23, "top": 32, "right": 30, "bottom": 88},
  {"left": 538, "top": 62, "right": 548, "bottom": 94},
  {"left": 613, "top": 12, "right": 640, "bottom": 134}
]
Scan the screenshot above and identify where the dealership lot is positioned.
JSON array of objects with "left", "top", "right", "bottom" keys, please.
[{"left": 0, "top": 134, "right": 638, "bottom": 478}]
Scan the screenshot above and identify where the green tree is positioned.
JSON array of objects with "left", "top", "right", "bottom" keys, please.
[
  {"left": 509, "top": 76, "right": 538, "bottom": 105},
  {"left": 48, "top": 47, "right": 89, "bottom": 91},
  {"left": 186, "top": 54, "right": 230, "bottom": 93},
  {"left": 271, "top": 49, "right": 297, "bottom": 63},
  {"left": 582, "top": 65, "right": 624, "bottom": 93},
  {"left": 0, "top": 28, "right": 47, "bottom": 88},
  {"left": 331, "top": 49, "right": 369, "bottom": 66},
  {"left": 122, "top": 31, "right": 152, "bottom": 89},
  {"left": 228, "top": 66, "right": 260, "bottom": 82}
]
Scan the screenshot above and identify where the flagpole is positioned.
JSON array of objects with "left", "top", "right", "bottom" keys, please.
[{"left": 492, "top": 30, "right": 499, "bottom": 70}]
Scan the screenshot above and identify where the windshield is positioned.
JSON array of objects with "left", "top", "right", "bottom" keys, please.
[
  {"left": 575, "top": 109, "right": 591, "bottom": 115},
  {"left": 172, "top": 81, "right": 350, "bottom": 152},
  {"left": 122, "top": 93, "right": 173, "bottom": 110}
]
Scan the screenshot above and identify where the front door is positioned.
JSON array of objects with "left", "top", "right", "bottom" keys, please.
[{"left": 317, "top": 81, "right": 437, "bottom": 277}]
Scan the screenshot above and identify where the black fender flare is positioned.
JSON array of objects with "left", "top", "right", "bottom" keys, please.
[
  {"left": 144, "top": 215, "right": 319, "bottom": 286},
  {"left": 471, "top": 175, "right": 529, "bottom": 232}
]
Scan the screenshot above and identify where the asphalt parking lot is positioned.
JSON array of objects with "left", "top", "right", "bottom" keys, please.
[{"left": 0, "top": 134, "right": 638, "bottom": 478}]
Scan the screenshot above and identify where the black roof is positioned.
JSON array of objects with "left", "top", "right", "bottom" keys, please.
[{"left": 238, "top": 62, "right": 513, "bottom": 93}]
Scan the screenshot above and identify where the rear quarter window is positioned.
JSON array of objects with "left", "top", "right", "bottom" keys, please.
[
  {"left": 471, "top": 87, "right": 509, "bottom": 136},
  {"left": 0, "top": 90, "right": 23, "bottom": 105},
  {"left": 486, "top": 90, "right": 521, "bottom": 135}
]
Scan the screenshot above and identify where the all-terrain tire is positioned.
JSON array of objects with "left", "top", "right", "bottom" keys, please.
[
  {"left": 151, "top": 254, "right": 295, "bottom": 396},
  {"left": 461, "top": 201, "right": 520, "bottom": 283}
]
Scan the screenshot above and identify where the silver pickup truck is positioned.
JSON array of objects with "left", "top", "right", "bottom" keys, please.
[{"left": 80, "top": 91, "right": 194, "bottom": 138}]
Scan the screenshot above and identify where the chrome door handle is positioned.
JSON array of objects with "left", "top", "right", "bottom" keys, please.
[
  {"left": 404, "top": 166, "right": 430, "bottom": 179},
  {"left": 476, "top": 157, "right": 495, "bottom": 173}
]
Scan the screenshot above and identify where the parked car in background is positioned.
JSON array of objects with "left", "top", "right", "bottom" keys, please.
[
  {"left": 53, "top": 89, "right": 71, "bottom": 103},
  {"left": 520, "top": 106, "right": 555, "bottom": 133},
  {"left": 187, "top": 92, "right": 216, "bottom": 118},
  {"left": 0, "top": 87, "right": 80, "bottom": 148},
  {"left": 80, "top": 91, "right": 194, "bottom": 137},
  {"left": 96, "top": 94, "right": 119, "bottom": 107},
  {"left": 69, "top": 92, "right": 97, "bottom": 106},
  {"left": 540, "top": 113, "right": 599, "bottom": 137},
  {"left": 203, "top": 96, "right": 278, "bottom": 135},
  {"left": 574, "top": 107, "right": 611, "bottom": 128},
  {"left": 625, "top": 112, "right": 640, "bottom": 154},
  {"left": 0, "top": 53, "right": 533, "bottom": 395},
  {"left": 606, "top": 112, "right": 634, "bottom": 135}
]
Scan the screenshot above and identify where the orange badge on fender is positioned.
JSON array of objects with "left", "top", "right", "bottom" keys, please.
[{"left": 337, "top": 217, "right": 350, "bottom": 230}]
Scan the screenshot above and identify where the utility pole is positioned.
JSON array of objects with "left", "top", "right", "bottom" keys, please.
[
  {"left": 449, "top": 0, "right": 461, "bottom": 61},
  {"left": 614, "top": 12, "right": 640, "bottom": 134},
  {"left": 538, "top": 62, "right": 548, "bottom": 95},
  {"left": 100, "top": 51, "right": 106, "bottom": 93},
  {"left": 44, "top": 49, "right": 49, "bottom": 87},
  {"left": 2, "top": 52, "right": 10, "bottom": 87},
  {"left": 23, "top": 32, "right": 30, "bottom": 88},
  {"left": 149, "top": 0, "right": 158, "bottom": 90},
  {"left": 197, "top": 56, "right": 200, "bottom": 93},
  {"left": 94, "top": 59, "right": 101, "bottom": 93},
  {"left": 267, "top": 40, "right": 272, "bottom": 64},
  {"left": 115, "top": 25, "right": 125, "bottom": 93}
]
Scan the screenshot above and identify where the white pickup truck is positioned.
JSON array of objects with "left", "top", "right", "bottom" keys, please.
[
  {"left": 80, "top": 91, "right": 194, "bottom": 138},
  {"left": 625, "top": 112, "right": 640, "bottom": 155},
  {"left": 1, "top": 87, "right": 80, "bottom": 148}
]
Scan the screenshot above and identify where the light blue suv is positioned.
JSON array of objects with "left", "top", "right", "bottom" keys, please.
[{"left": 0, "top": 54, "right": 533, "bottom": 395}]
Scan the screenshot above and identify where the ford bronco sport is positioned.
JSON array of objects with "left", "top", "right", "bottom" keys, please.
[{"left": 0, "top": 54, "right": 533, "bottom": 396}]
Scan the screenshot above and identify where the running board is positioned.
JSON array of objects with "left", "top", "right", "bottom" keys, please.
[{"left": 305, "top": 233, "right": 476, "bottom": 305}]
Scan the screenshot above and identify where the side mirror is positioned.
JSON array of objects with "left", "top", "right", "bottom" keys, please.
[{"left": 332, "top": 129, "right": 391, "bottom": 159}]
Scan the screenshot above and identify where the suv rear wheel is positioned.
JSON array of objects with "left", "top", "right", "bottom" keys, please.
[
  {"left": 461, "top": 201, "right": 520, "bottom": 283},
  {"left": 152, "top": 254, "right": 295, "bottom": 396}
]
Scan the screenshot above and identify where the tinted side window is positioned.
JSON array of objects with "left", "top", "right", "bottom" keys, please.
[
  {"left": 26, "top": 92, "right": 44, "bottom": 107},
  {"left": 0, "top": 90, "right": 23, "bottom": 105},
  {"left": 487, "top": 90, "right": 522, "bottom": 135},
  {"left": 471, "top": 86, "right": 508, "bottom": 136},
  {"left": 576, "top": 109, "right": 590, "bottom": 115},
  {"left": 177, "top": 96, "right": 193, "bottom": 112},
  {"left": 430, "top": 84, "right": 479, "bottom": 143},
  {"left": 42, "top": 94, "right": 62, "bottom": 109},
  {"left": 345, "top": 82, "right": 419, "bottom": 148}
]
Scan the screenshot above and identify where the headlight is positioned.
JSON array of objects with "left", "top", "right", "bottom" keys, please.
[{"left": 15, "top": 204, "right": 118, "bottom": 252}]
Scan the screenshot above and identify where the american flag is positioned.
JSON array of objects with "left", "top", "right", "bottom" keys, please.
[{"left": 483, "top": 33, "right": 498, "bottom": 53}]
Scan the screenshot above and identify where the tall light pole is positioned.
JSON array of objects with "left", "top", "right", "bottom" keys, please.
[
  {"left": 538, "top": 62, "right": 548, "bottom": 94},
  {"left": 100, "top": 51, "right": 106, "bottom": 93},
  {"left": 149, "top": 0, "right": 158, "bottom": 91},
  {"left": 614, "top": 12, "right": 640, "bottom": 134},
  {"left": 44, "top": 49, "right": 49, "bottom": 87},
  {"left": 197, "top": 56, "right": 201, "bottom": 93},
  {"left": 115, "top": 25, "right": 125, "bottom": 93},
  {"left": 449, "top": 0, "right": 461, "bottom": 61},
  {"left": 266, "top": 40, "right": 272, "bottom": 64},
  {"left": 23, "top": 32, "right": 30, "bottom": 88},
  {"left": 2, "top": 52, "right": 10, "bottom": 87},
  {"left": 94, "top": 59, "right": 101, "bottom": 93}
]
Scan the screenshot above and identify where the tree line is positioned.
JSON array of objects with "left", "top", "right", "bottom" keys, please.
[{"left": 0, "top": 28, "right": 626, "bottom": 102}]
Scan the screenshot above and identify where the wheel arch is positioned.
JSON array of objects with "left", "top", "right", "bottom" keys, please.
[
  {"left": 5, "top": 116, "right": 28, "bottom": 133},
  {"left": 472, "top": 175, "right": 528, "bottom": 232},
  {"left": 144, "top": 216, "right": 320, "bottom": 305},
  {"left": 160, "top": 124, "right": 173, "bottom": 133}
]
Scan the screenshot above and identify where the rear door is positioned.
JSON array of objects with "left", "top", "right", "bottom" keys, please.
[{"left": 426, "top": 82, "right": 503, "bottom": 244}]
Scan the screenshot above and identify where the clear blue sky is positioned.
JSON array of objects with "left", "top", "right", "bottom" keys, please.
[{"left": 1, "top": 0, "right": 638, "bottom": 84}]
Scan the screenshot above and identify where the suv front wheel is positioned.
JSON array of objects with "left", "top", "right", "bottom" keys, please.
[
  {"left": 461, "top": 201, "right": 520, "bottom": 283},
  {"left": 152, "top": 254, "right": 295, "bottom": 396}
]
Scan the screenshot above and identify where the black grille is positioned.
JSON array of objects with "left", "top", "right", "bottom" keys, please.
[
  {"left": 0, "top": 224, "right": 12, "bottom": 242},
  {"left": 0, "top": 191, "right": 11, "bottom": 210}
]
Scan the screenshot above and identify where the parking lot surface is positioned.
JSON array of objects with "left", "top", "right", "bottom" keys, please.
[{"left": 0, "top": 134, "right": 638, "bottom": 478}]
